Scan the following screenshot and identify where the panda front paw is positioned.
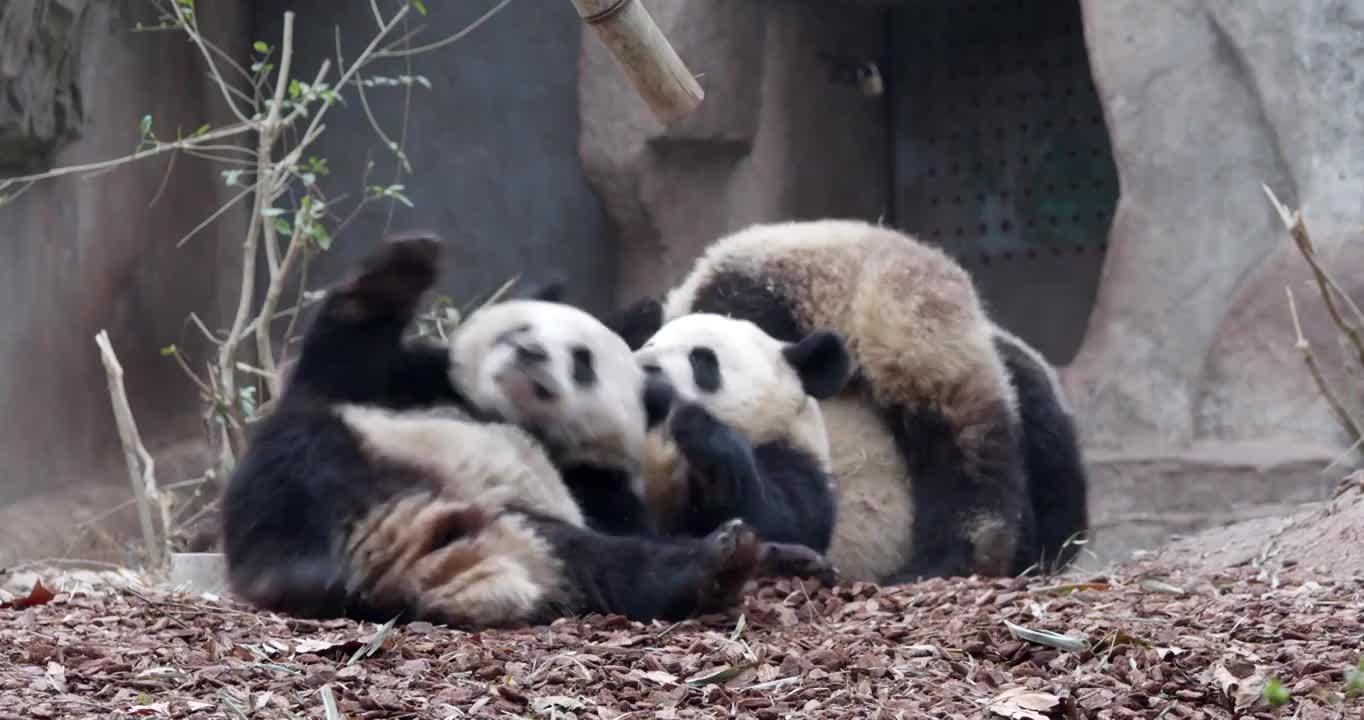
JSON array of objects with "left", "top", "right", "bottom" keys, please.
[
  {"left": 669, "top": 402, "right": 725, "bottom": 451},
  {"left": 332, "top": 232, "right": 443, "bottom": 322}
]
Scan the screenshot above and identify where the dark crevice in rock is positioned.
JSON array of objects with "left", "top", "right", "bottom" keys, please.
[{"left": 0, "top": 0, "right": 91, "bottom": 174}]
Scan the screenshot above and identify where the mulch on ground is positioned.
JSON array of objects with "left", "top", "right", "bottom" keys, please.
[{"left": 1, "top": 557, "right": 1361, "bottom": 720}]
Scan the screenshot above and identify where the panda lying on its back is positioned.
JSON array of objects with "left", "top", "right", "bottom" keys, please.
[
  {"left": 633, "top": 313, "right": 850, "bottom": 553},
  {"left": 221, "top": 233, "right": 834, "bottom": 629},
  {"left": 610, "top": 218, "right": 1090, "bottom": 582}
]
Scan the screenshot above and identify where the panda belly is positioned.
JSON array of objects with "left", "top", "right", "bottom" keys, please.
[
  {"left": 337, "top": 405, "right": 584, "bottom": 629},
  {"left": 820, "top": 393, "right": 914, "bottom": 583}
]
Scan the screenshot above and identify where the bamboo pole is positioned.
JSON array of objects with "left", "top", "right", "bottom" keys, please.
[{"left": 569, "top": 0, "right": 703, "bottom": 125}]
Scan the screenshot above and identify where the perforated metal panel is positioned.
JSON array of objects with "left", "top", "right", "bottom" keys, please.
[{"left": 887, "top": 0, "right": 1118, "bottom": 363}]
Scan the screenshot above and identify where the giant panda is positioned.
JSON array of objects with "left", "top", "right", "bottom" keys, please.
[
  {"left": 632, "top": 312, "right": 852, "bottom": 553},
  {"left": 609, "top": 218, "right": 1090, "bottom": 583},
  {"left": 221, "top": 232, "right": 834, "bottom": 629}
]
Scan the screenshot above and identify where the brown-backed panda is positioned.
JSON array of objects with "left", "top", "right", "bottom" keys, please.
[
  {"left": 221, "top": 233, "right": 834, "bottom": 629},
  {"left": 632, "top": 312, "right": 852, "bottom": 553},
  {"left": 610, "top": 218, "right": 1090, "bottom": 582}
]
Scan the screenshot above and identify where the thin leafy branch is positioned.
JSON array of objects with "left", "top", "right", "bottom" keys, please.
[{"left": 4, "top": 0, "right": 516, "bottom": 569}]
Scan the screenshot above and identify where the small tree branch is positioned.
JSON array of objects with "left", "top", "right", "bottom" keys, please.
[
  {"left": 375, "top": 0, "right": 514, "bottom": 59},
  {"left": 94, "top": 330, "right": 164, "bottom": 568},
  {"left": 1286, "top": 287, "right": 1363, "bottom": 444},
  {"left": 167, "top": 0, "right": 252, "bottom": 124},
  {"left": 1263, "top": 183, "right": 1364, "bottom": 371},
  {"left": 220, "top": 10, "right": 297, "bottom": 432},
  {"left": 0, "top": 124, "right": 254, "bottom": 198}
]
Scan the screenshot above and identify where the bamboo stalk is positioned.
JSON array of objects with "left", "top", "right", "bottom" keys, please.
[{"left": 569, "top": 0, "right": 703, "bottom": 125}]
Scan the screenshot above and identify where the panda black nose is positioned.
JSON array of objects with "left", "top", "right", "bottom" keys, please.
[{"left": 513, "top": 340, "right": 549, "bottom": 365}]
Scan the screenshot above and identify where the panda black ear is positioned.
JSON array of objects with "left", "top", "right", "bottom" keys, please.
[
  {"left": 517, "top": 277, "right": 568, "bottom": 303},
  {"left": 602, "top": 297, "right": 664, "bottom": 351},
  {"left": 782, "top": 330, "right": 852, "bottom": 400},
  {"left": 642, "top": 374, "right": 676, "bottom": 429}
]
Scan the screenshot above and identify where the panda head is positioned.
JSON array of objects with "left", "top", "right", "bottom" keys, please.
[
  {"left": 634, "top": 313, "right": 852, "bottom": 440},
  {"left": 449, "top": 296, "right": 674, "bottom": 472}
]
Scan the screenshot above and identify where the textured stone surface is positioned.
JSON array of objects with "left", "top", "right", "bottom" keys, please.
[
  {"left": 0, "top": 3, "right": 248, "bottom": 517},
  {"left": 1082, "top": 440, "right": 1342, "bottom": 567},
  {"left": 1066, "top": 0, "right": 1364, "bottom": 453},
  {"left": 1196, "top": 236, "right": 1364, "bottom": 447},
  {"left": 0, "top": 0, "right": 90, "bottom": 171}
]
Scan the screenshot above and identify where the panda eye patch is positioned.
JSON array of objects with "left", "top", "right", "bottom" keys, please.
[
  {"left": 642, "top": 363, "right": 663, "bottom": 375},
  {"left": 571, "top": 345, "right": 596, "bottom": 386},
  {"left": 688, "top": 347, "right": 722, "bottom": 393}
]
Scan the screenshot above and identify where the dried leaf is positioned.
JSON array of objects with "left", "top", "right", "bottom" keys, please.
[
  {"left": 989, "top": 688, "right": 1063, "bottom": 719},
  {"left": 532, "top": 695, "right": 586, "bottom": 713},
  {"left": 1, "top": 579, "right": 56, "bottom": 610},
  {"left": 1003, "top": 620, "right": 1089, "bottom": 652},
  {"left": 636, "top": 669, "right": 678, "bottom": 685},
  {"left": 43, "top": 662, "right": 66, "bottom": 694},
  {"left": 1139, "top": 579, "right": 1186, "bottom": 595},
  {"left": 294, "top": 637, "right": 365, "bottom": 656},
  {"left": 686, "top": 662, "right": 756, "bottom": 686},
  {"left": 1212, "top": 664, "right": 1268, "bottom": 710}
]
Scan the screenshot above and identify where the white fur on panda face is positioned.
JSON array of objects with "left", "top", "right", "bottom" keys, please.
[
  {"left": 450, "top": 299, "right": 651, "bottom": 471},
  {"left": 635, "top": 313, "right": 807, "bottom": 443}
]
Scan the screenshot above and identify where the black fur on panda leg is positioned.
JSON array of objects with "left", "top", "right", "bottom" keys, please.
[
  {"left": 531, "top": 516, "right": 830, "bottom": 620},
  {"left": 993, "top": 338, "right": 1089, "bottom": 574},
  {"left": 669, "top": 403, "right": 837, "bottom": 554},
  {"left": 880, "top": 400, "right": 1033, "bottom": 583}
]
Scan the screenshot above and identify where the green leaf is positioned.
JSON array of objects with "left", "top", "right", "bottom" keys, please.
[
  {"left": 160, "top": 345, "right": 177, "bottom": 357},
  {"left": 1261, "top": 678, "right": 1289, "bottom": 706},
  {"left": 288, "top": 79, "right": 301, "bottom": 99},
  {"left": 253, "top": 40, "right": 269, "bottom": 54},
  {"left": 260, "top": 207, "right": 286, "bottom": 217},
  {"left": 411, "top": 1, "right": 428, "bottom": 16},
  {"left": 139, "top": 115, "right": 152, "bottom": 139}
]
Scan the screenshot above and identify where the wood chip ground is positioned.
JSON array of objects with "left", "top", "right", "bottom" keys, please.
[{"left": 1, "top": 561, "right": 1361, "bottom": 719}]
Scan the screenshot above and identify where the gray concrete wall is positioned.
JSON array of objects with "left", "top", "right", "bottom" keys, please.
[{"left": 0, "top": 0, "right": 248, "bottom": 564}]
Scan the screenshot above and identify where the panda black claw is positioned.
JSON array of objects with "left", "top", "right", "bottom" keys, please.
[
  {"left": 757, "top": 542, "right": 839, "bottom": 586},
  {"left": 695, "top": 518, "right": 762, "bottom": 612}
]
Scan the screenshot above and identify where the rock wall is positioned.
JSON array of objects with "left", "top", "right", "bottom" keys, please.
[
  {"left": 1069, "top": 0, "right": 1364, "bottom": 453},
  {"left": 0, "top": 1, "right": 248, "bottom": 565}
]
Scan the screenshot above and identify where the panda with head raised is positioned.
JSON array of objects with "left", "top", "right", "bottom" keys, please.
[
  {"left": 611, "top": 218, "right": 1090, "bottom": 583},
  {"left": 221, "top": 232, "right": 834, "bottom": 629},
  {"left": 631, "top": 312, "right": 852, "bottom": 553}
]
